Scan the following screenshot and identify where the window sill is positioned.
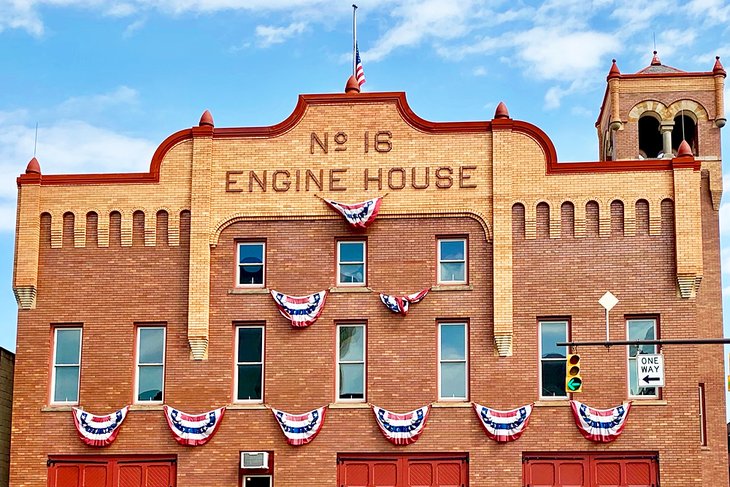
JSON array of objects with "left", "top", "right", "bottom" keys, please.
[
  {"left": 432, "top": 401, "right": 471, "bottom": 408},
  {"left": 329, "top": 402, "right": 370, "bottom": 409},
  {"left": 701, "top": 446, "right": 711, "bottom": 451},
  {"left": 42, "top": 405, "right": 75, "bottom": 412},
  {"left": 229, "top": 288, "right": 270, "bottom": 295},
  {"left": 630, "top": 399, "right": 667, "bottom": 406},
  {"left": 431, "top": 285, "right": 473, "bottom": 292},
  {"left": 534, "top": 400, "right": 571, "bottom": 407},
  {"left": 330, "top": 287, "right": 372, "bottom": 293},
  {"left": 130, "top": 404, "right": 164, "bottom": 411},
  {"left": 227, "top": 403, "right": 268, "bottom": 410}
]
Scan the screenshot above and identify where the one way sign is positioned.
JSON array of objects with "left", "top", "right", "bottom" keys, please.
[{"left": 637, "top": 354, "right": 665, "bottom": 387}]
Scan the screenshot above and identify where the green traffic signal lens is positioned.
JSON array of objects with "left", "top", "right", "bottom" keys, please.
[{"left": 567, "top": 377, "right": 582, "bottom": 391}]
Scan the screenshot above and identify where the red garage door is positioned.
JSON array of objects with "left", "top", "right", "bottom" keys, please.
[
  {"left": 338, "top": 454, "right": 468, "bottom": 487},
  {"left": 48, "top": 456, "right": 176, "bottom": 487},
  {"left": 522, "top": 453, "right": 658, "bottom": 487}
]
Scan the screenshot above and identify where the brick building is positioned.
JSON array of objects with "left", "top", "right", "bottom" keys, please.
[
  {"left": 0, "top": 347, "right": 14, "bottom": 487},
  {"left": 9, "top": 54, "right": 728, "bottom": 486}
]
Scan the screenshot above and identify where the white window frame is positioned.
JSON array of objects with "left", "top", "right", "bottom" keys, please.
[
  {"left": 236, "top": 242, "right": 266, "bottom": 288},
  {"left": 336, "top": 324, "right": 366, "bottom": 403},
  {"left": 626, "top": 318, "right": 659, "bottom": 399},
  {"left": 50, "top": 327, "right": 82, "bottom": 405},
  {"left": 337, "top": 240, "right": 366, "bottom": 287},
  {"left": 438, "top": 322, "right": 468, "bottom": 401},
  {"left": 235, "top": 325, "right": 265, "bottom": 403},
  {"left": 538, "top": 320, "right": 569, "bottom": 400},
  {"left": 134, "top": 326, "right": 166, "bottom": 404},
  {"left": 437, "top": 238, "right": 467, "bottom": 284}
]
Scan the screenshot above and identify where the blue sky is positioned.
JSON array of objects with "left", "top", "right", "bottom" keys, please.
[{"left": 1, "top": 0, "right": 729, "bottom": 406}]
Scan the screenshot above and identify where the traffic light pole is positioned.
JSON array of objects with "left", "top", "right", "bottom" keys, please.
[{"left": 557, "top": 338, "right": 730, "bottom": 348}]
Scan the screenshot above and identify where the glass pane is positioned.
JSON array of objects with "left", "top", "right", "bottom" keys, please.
[
  {"left": 339, "top": 326, "right": 364, "bottom": 361},
  {"left": 440, "top": 262, "right": 465, "bottom": 282},
  {"left": 339, "top": 242, "right": 364, "bottom": 263},
  {"left": 541, "top": 361, "right": 567, "bottom": 397},
  {"left": 339, "top": 264, "right": 364, "bottom": 283},
  {"left": 629, "top": 359, "right": 657, "bottom": 396},
  {"left": 237, "top": 364, "right": 263, "bottom": 400},
  {"left": 628, "top": 320, "right": 656, "bottom": 356},
  {"left": 239, "top": 264, "right": 264, "bottom": 285},
  {"left": 440, "top": 240, "right": 464, "bottom": 261},
  {"left": 541, "top": 322, "right": 567, "bottom": 359},
  {"left": 339, "top": 363, "right": 364, "bottom": 399},
  {"left": 53, "top": 366, "right": 79, "bottom": 402},
  {"left": 440, "top": 362, "right": 466, "bottom": 398},
  {"left": 239, "top": 244, "right": 263, "bottom": 264},
  {"left": 137, "top": 365, "right": 163, "bottom": 401},
  {"left": 244, "top": 477, "right": 272, "bottom": 487},
  {"left": 139, "top": 328, "right": 164, "bottom": 364},
  {"left": 55, "top": 329, "right": 81, "bottom": 365},
  {"left": 238, "top": 328, "right": 263, "bottom": 363},
  {"left": 440, "top": 324, "right": 466, "bottom": 360}
]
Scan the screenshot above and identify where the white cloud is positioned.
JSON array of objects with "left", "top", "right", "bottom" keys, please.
[
  {"left": 57, "top": 86, "right": 140, "bottom": 116},
  {"left": 687, "top": 0, "right": 730, "bottom": 26},
  {"left": 255, "top": 21, "right": 306, "bottom": 47},
  {"left": 724, "top": 285, "right": 730, "bottom": 297},
  {"left": 721, "top": 202, "right": 730, "bottom": 237},
  {"left": 472, "top": 66, "right": 487, "bottom": 77},
  {"left": 122, "top": 17, "right": 146, "bottom": 37},
  {"left": 722, "top": 245, "right": 730, "bottom": 275}
]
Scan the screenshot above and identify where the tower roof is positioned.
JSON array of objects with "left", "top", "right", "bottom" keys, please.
[{"left": 636, "top": 51, "right": 685, "bottom": 74}]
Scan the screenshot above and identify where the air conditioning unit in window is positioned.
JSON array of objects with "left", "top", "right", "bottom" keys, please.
[{"left": 241, "top": 452, "right": 269, "bottom": 469}]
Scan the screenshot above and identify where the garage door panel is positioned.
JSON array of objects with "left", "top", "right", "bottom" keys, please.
[
  {"left": 146, "top": 464, "right": 173, "bottom": 487},
  {"left": 49, "top": 457, "right": 175, "bottom": 487},
  {"left": 374, "top": 462, "right": 398, "bottom": 487},
  {"left": 83, "top": 465, "right": 108, "bottom": 487},
  {"left": 117, "top": 465, "right": 143, "bottom": 487},
  {"left": 523, "top": 454, "right": 658, "bottom": 487},
  {"left": 338, "top": 454, "right": 467, "bottom": 487},
  {"left": 436, "top": 462, "right": 461, "bottom": 487},
  {"left": 342, "top": 463, "right": 370, "bottom": 486},
  {"left": 53, "top": 465, "right": 80, "bottom": 487},
  {"left": 408, "top": 462, "right": 434, "bottom": 487},
  {"left": 594, "top": 461, "right": 621, "bottom": 486}
]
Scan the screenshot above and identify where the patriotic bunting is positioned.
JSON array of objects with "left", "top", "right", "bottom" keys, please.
[
  {"left": 271, "top": 290, "right": 327, "bottom": 328},
  {"left": 379, "top": 288, "right": 430, "bottom": 316},
  {"left": 570, "top": 400, "right": 632, "bottom": 443},
  {"left": 272, "top": 406, "right": 327, "bottom": 446},
  {"left": 473, "top": 403, "right": 533, "bottom": 442},
  {"left": 72, "top": 406, "right": 129, "bottom": 447},
  {"left": 163, "top": 405, "right": 225, "bottom": 447},
  {"left": 324, "top": 197, "right": 383, "bottom": 229},
  {"left": 372, "top": 405, "right": 430, "bottom": 446}
]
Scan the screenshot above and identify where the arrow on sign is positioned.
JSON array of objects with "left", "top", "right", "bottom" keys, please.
[{"left": 642, "top": 375, "right": 661, "bottom": 383}]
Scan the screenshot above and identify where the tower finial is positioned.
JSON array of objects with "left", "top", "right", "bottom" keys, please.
[
  {"left": 713, "top": 56, "right": 726, "bottom": 77},
  {"left": 651, "top": 50, "right": 661, "bottom": 66},
  {"left": 607, "top": 59, "right": 621, "bottom": 80}
]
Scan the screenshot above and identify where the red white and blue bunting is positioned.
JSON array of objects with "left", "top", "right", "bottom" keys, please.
[
  {"left": 270, "top": 290, "right": 327, "bottom": 328},
  {"left": 372, "top": 405, "right": 430, "bottom": 446},
  {"left": 570, "top": 400, "right": 632, "bottom": 443},
  {"left": 163, "top": 405, "right": 226, "bottom": 447},
  {"left": 324, "top": 197, "right": 383, "bottom": 229},
  {"left": 379, "top": 288, "right": 430, "bottom": 316},
  {"left": 473, "top": 402, "right": 532, "bottom": 442},
  {"left": 72, "top": 406, "right": 129, "bottom": 447},
  {"left": 271, "top": 406, "right": 327, "bottom": 446}
]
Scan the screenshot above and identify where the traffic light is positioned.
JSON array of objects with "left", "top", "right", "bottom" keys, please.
[{"left": 565, "top": 354, "right": 583, "bottom": 393}]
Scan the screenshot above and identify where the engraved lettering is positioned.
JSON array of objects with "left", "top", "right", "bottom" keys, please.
[
  {"left": 411, "top": 167, "right": 430, "bottom": 189},
  {"left": 459, "top": 165, "right": 477, "bottom": 189},
  {"left": 388, "top": 167, "right": 406, "bottom": 190},
  {"left": 329, "top": 169, "right": 347, "bottom": 191},
  {"left": 364, "top": 168, "right": 383, "bottom": 190},
  {"left": 435, "top": 167, "right": 453, "bottom": 189},
  {"left": 334, "top": 132, "right": 348, "bottom": 151},
  {"left": 249, "top": 170, "right": 267, "bottom": 192},
  {"left": 225, "top": 170, "right": 243, "bottom": 192},
  {"left": 306, "top": 169, "right": 323, "bottom": 191},
  {"left": 364, "top": 131, "right": 369, "bottom": 153},
  {"left": 272, "top": 170, "right": 291, "bottom": 192},
  {"left": 310, "top": 132, "right": 328, "bottom": 154},
  {"left": 375, "top": 131, "right": 392, "bottom": 152}
]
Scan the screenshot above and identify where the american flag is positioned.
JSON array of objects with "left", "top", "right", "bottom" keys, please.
[{"left": 355, "top": 43, "right": 366, "bottom": 86}]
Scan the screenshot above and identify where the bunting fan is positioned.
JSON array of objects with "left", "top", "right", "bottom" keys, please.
[
  {"left": 473, "top": 403, "right": 532, "bottom": 442},
  {"left": 72, "top": 406, "right": 129, "bottom": 447},
  {"left": 379, "top": 288, "right": 430, "bottom": 316},
  {"left": 271, "top": 406, "right": 327, "bottom": 446},
  {"left": 270, "top": 290, "right": 327, "bottom": 328},
  {"left": 372, "top": 405, "right": 430, "bottom": 446},
  {"left": 324, "top": 197, "right": 383, "bottom": 229},
  {"left": 163, "top": 405, "right": 226, "bottom": 446},
  {"left": 570, "top": 400, "right": 632, "bottom": 443}
]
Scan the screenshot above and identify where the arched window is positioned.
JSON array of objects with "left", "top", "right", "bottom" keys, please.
[
  {"left": 672, "top": 112, "right": 697, "bottom": 155},
  {"left": 638, "top": 114, "right": 662, "bottom": 158}
]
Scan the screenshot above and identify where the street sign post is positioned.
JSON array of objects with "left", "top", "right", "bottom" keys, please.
[{"left": 637, "top": 354, "right": 664, "bottom": 388}]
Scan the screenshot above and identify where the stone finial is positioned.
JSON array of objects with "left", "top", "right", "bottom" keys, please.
[
  {"left": 677, "top": 140, "right": 693, "bottom": 157},
  {"left": 494, "top": 101, "right": 510, "bottom": 119},
  {"left": 25, "top": 157, "right": 41, "bottom": 174},
  {"left": 607, "top": 59, "right": 621, "bottom": 80},
  {"left": 651, "top": 50, "right": 661, "bottom": 66},
  {"left": 713, "top": 56, "right": 726, "bottom": 77},
  {"left": 345, "top": 75, "right": 361, "bottom": 94},
  {"left": 199, "top": 110, "right": 214, "bottom": 127}
]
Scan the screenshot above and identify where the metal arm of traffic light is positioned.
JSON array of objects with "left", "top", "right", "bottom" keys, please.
[{"left": 557, "top": 338, "right": 730, "bottom": 347}]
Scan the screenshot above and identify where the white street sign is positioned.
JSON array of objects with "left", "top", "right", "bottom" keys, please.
[{"left": 637, "top": 354, "right": 664, "bottom": 387}]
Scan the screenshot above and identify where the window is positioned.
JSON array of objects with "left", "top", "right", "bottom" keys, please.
[
  {"left": 236, "top": 325, "right": 264, "bottom": 402},
  {"left": 337, "top": 240, "right": 366, "bottom": 286},
  {"left": 237, "top": 242, "right": 265, "bottom": 287},
  {"left": 698, "top": 383, "right": 707, "bottom": 446},
  {"left": 243, "top": 476, "right": 272, "bottom": 487},
  {"left": 337, "top": 324, "right": 366, "bottom": 401},
  {"left": 438, "top": 322, "right": 468, "bottom": 400},
  {"left": 135, "top": 326, "right": 165, "bottom": 403},
  {"left": 539, "top": 320, "right": 568, "bottom": 399},
  {"left": 438, "top": 238, "right": 466, "bottom": 284},
  {"left": 638, "top": 114, "right": 662, "bottom": 158},
  {"left": 627, "top": 318, "right": 658, "bottom": 398},
  {"left": 51, "top": 327, "right": 82, "bottom": 404}
]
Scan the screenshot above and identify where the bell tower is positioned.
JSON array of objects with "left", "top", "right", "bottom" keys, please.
[{"left": 596, "top": 52, "right": 725, "bottom": 162}]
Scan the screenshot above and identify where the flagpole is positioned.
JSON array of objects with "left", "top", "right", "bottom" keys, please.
[{"left": 352, "top": 4, "right": 358, "bottom": 77}]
